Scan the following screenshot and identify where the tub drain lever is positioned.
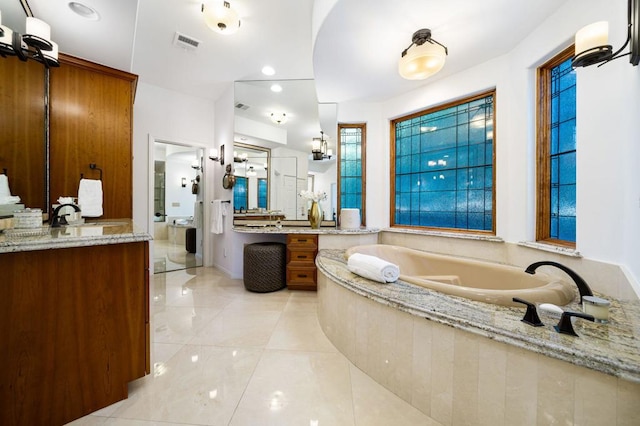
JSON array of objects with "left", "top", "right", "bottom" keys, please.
[{"left": 512, "top": 298, "right": 544, "bottom": 327}]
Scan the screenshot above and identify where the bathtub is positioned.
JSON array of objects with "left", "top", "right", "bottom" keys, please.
[{"left": 344, "top": 244, "right": 576, "bottom": 307}]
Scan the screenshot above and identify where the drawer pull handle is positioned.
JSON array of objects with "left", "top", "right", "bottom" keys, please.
[
  {"left": 297, "top": 255, "right": 306, "bottom": 258},
  {"left": 299, "top": 274, "right": 308, "bottom": 278}
]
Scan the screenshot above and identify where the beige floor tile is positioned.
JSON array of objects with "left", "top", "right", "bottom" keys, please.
[
  {"left": 267, "top": 311, "right": 338, "bottom": 352},
  {"left": 111, "top": 344, "right": 263, "bottom": 425},
  {"left": 230, "top": 350, "right": 355, "bottom": 426},
  {"left": 188, "top": 308, "right": 282, "bottom": 347},
  {"left": 350, "top": 364, "right": 442, "bottom": 426},
  {"left": 151, "top": 306, "right": 224, "bottom": 344}
]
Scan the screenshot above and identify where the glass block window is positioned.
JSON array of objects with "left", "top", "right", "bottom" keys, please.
[
  {"left": 537, "top": 46, "right": 576, "bottom": 246},
  {"left": 338, "top": 123, "right": 366, "bottom": 224},
  {"left": 257, "top": 178, "right": 267, "bottom": 209},
  {"left": 233, "top": 177, "right": 248, "bottom": 211},
  {"left": 391, "top": 91, "right": 495, "bottom": 232}
]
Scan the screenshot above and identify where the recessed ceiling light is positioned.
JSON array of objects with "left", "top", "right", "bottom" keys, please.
[
  {"left": 68, "top": 2, "right": 100, "bottom": 21},
  {"left": 261, "top": 66, "right": 275, "bottom": 76},
  {"left": 270, "top": 84, "right": 282, "bottom": 93}
]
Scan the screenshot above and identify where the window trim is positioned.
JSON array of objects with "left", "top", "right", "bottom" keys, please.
[
  {"left": 536, "top": 45, "right": 576, "bottom": 248},
  {"left": 337, "top": 122, "right": 367, "bottom": 226},
  {"left": 389, "top": 89, "right": 497, "bottom": 235}
]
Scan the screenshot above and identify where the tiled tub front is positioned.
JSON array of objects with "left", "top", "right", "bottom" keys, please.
[{"left": 316, "top": 250, "right": 640, "bottom": 426}]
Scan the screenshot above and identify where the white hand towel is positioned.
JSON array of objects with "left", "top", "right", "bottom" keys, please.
[
  {"left": 0, "top": 174, "right": 11, "bottom": 197},
  {"left": 210, "top": 200, "right": 224, "bottom": 234},
  {"left": 347, "top": 253, "right": 400, "bottom": 283},
  {"left": 78, "top": 178, "right": 103, "bottom": 217},
  {"left": 0, "top": 175, "right": 21, "bottom": 204}
]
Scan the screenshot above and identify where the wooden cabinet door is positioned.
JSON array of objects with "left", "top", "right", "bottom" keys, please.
[{"left": 49, "top": 55, "right": 137, "bottom": 219}]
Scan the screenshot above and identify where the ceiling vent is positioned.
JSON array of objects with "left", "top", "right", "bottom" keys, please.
[
  {"left": 235, "top": 102, "right": 250, "bottom": 110},
  {"left": 173, "top": 32, "right": 201, "bottom": 50}
]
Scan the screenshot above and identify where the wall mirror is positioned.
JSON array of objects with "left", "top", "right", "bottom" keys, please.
[
  {"left": 233, "top": 79, "right": 337, "bottom": 221},
  {"left": 0, "top": 1, "right": 48, "bottom": 211}
]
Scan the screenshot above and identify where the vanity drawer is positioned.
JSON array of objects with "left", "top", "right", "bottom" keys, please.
[
  {"left": 287, "top": 248, "right": 317, "bottom": 263},
  {"left": 287, "top": 234, "right": 318, "bottom": 247},
  {"left": 286, "top": 266, "right": 317, "bottom": 290}
]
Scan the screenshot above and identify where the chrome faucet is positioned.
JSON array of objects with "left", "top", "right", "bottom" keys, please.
[
  {"left": 51, "top": 203, "right": 82, "bottom": 227},
  {"left": 524, "top": 261, "right": 593, "bottom": 303}
]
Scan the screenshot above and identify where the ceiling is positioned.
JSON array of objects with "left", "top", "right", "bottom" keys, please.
[{"left": 3, "top": 0, "right": 569, "bottom": 152}]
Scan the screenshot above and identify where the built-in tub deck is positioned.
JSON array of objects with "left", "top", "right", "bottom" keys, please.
[{"left": 316, "top": 249, "right": 640, "bottom": 382}]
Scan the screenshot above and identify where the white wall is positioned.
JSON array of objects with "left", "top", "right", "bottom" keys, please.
[
  {"left": 132, "top": 82, "right": 215, "bottom": 266},
  {"left": 210, "top": 85, "right": 236, "bottom": 274},
  {"left": 337, "top": 0, "right": 639, "bottom": 294}
]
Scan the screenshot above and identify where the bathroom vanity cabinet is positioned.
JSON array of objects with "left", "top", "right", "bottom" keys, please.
[
  {"left": 286, "top": 234, "right": 318, "bottom": 290},
  {"left": 0, "top": 229, "right": 150, "bottom": 426}
]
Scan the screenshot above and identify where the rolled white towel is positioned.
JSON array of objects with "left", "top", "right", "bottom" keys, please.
[{"left": 347, "top": 253, "right": 400, "bottom": 283}]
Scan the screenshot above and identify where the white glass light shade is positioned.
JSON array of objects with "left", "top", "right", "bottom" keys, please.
[
  {"left": 209, "top": 148, "right": 218, "bottom": 158},
  {"left": 203, "top": 2, "right": 240, "bottom": 35},
  {"left": 575, "top": 21, "right": 609, "bottom": 54},
  {"left": 26, "top": 17, "right": 51, "bottom": 40},
  {"left": 0, "top": 24, "right": 14, "bottom": 54},
  {"left": 312, "top": 139, "right": 322, "bottom": 151},
  {"left": 399, "top": 42, "right": 447, "bottom": 80},
  {"left": 326, "top": 148, "right": 333, "bottom": 157}
]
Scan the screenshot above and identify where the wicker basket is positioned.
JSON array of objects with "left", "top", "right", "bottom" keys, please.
[{"left": 243, "top": 242, "right": 286, "bottom": 293}]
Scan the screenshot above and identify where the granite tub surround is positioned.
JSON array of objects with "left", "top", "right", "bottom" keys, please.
[
  {"left": 316, "top": 250, "right": 640, "bottom": 425},
  {"left": 0, "top": 218, "right": 152, "bottom": 253}
]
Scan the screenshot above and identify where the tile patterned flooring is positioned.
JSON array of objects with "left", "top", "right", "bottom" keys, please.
[
  {"left": 153, "top": 239, "right": 200, "bottom": 274},
  {"left": 68, "top": 267, "right": 438, "bottom": 426}
]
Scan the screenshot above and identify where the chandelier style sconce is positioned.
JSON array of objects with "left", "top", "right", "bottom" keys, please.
[
  {"left": 0, "top": 13, "right": 59, "bottom": 68},
  {"left": 202, "top": 1, "right": 241, "bottom": 35},
  {"left": 572, "top": 0, "right": 639, "bottom": 67},
  {"left": 398, "top": 28, "right": 448, "bottom": 80},
  {"left": 311, "top": 131, "right": 333, "bottom": 161},
  {"left": 246, "top": 166, "right": 257, "bottom": 177},
  {"left": 270, "top": 112, "right": 287, "bottom": 124}
]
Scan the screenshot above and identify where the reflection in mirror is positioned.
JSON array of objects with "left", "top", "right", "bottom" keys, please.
[
  {"left": 0, "top": 2, "right": 47, "bottom": 211},
  {"left": 232, "top": 143, "right": 269, "bottom": 211},
  {"left": 234, "top": 79, "right": 337, "bottom": 221}
]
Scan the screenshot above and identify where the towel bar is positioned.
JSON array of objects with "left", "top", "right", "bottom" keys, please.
[{"left": 80, "top": 163, "right": 103, "bottom": 180}]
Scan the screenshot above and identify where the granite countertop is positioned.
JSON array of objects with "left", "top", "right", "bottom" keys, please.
[
  {"left": 316, "top": 249, "right": 640, "bottom": 383},
  {"left": 0, "top": 219, "right": 152, "bottom": 254},
  {"left": 234, "top": 226, "right": 379, "bottom": 235}
]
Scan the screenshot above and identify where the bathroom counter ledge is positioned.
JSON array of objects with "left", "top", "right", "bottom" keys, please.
[
  {"left": 0, "top": 219, "right": 152, "bottom": 254},
  {"left": 316, "top": 249, "right": 640, "bottom": 383},
  {"left": 233, "top": 226, "right": 379, "bottom": 235}
]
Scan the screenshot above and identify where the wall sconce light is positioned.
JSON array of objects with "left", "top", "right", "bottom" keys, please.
[
  {"left": 191, "top": 159, "right": 202, "bottom": 171},
  {"left": 202, "top": 1, "right": 241, "bottom": 35},
  {"left": 0, "top": 13, "right": 60, "bottom": 68},
  {"left": 398, "top": 28, "right": 448, "bottom": 80},
  {"left": 270, "top": 112, "right": 288, "bottom": 124},
  {"left": 311, "top": 131, "right": 332, "bottom": 161},
  {"left": 246, "top": 166, "right": 257, "bottom": 177},
  {"left": 181, "top": 177, "right": 187, "bottom": 188},
  {"left": 209, "top": 147, "right": 222, "bottom": 163},
  {"left": 572, "top": 0, "right": 639, "bottom": 67}
]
